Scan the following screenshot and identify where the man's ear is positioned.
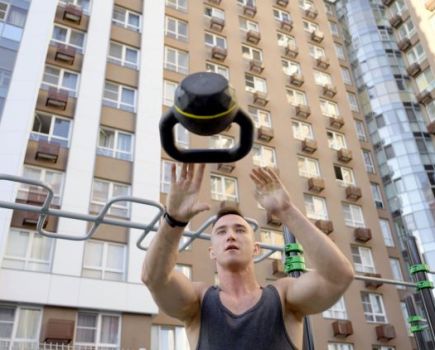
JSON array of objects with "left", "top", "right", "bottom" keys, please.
[
  {"left": 209, "top": 246, "right": 216, "bottom": 260},
  {"left": 253, "top": 242, "right": 261, "bottom": 256}
]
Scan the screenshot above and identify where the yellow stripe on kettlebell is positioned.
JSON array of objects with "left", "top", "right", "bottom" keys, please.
[{"left": 174, "top": 102, "right": 238, "bottom": 120}]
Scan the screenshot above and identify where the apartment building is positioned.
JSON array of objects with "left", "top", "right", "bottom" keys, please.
[{"left": 0, "top": 0, "right": 433, "bottom": 349}]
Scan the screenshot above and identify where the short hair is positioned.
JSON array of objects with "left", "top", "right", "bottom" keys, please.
[{"left": 212, "top": 206, "right": 245, "bottom": 227}]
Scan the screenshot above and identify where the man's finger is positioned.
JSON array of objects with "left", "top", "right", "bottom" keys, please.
[
  {"left": 171, "top": 163, "right": 177, "bottom": 184},
  {"left": 252, "top": 168, "right": 269, "bottom": 185},
  {"left": 265, "top": 167, "right": 280, "bottom": 183},
  {"left": 187, "top": 163, "right": 194, "bottom": 181},
  {"left": 180, "top": 163, "right": 188, "bottom": 180},
  {"left": 250, "top": 172, "right": 265, "bottom": 187}
]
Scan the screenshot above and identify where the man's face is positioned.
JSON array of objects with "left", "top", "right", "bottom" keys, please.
[{"left": 209, "top": 214, "right": 260, "bottom": 270}]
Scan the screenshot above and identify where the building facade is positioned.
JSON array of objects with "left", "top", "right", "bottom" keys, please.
[{"left": 0, "top": 0, "right": 433, "bottom": 349}]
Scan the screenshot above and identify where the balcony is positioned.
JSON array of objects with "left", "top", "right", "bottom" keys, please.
[
  {"left": 289, "top": 72, "right": 304, "bottom": 87},
  {"left": 382, "top": 0, "right": 394, "bottom": 6},
  {"left": 54, "top": 44, "right": 76, "bottom": 65},
  {"left": 363, "top": 272, "right": 384, "bottom": 289},
  {"left": 354, "top": 227, "right": 372, "bottom": 242},
  {"left": 337, "top": 148, "right": 352, "bottom": 163},
  {"left": 310, "top": 29, "right": 324, "bottom": 43},
  {"left": 305, "top": 6, "right": 318, "bottom": 19},
  {"left": 322, "top": 84, "right": 337, "bottom": 98},
  {"left": 257, "top": 125, "right": 274, "bottom": 142},
  {"left": 210, "top": 16, "right": 225, "bottom": 32},
  {"left": 35, "top": 141, "right": 60, "bottom": 163},
  {"left": 397, "top": 37, "right": 411, "bottom": 52},
  {"left": 389, "top": 13, "right": 403, "bottom": 28},
  {"left": 46, "top": 87, "right": 69, "bottom": 110},
  {"left": 295, "top": 104, "right": 311, "bottom": 118},
  {"left": 43, "top": 319, "right": 75, "bottom": 345},
  {"left": 22, "top": 211, "right": 48, "bottom": 228},
  {"left": 243, "top": 4, "right": 257, "bottom": 17},
  {"left": 276, "top": 0, "right": 289, "bottom": 7},
  {"left": 406, "top": 62, "right": 422, "bottom": 77},
  {"left": 211, "top": 46, "right": 227, "bottom": 61},
  {"left": 285, "top": 44, "right": 298, "bottom": 58},
  {"left": 417, "top": 88, "right": 434, "bottom": 105},
  {"left": 329, "top": 116, "right": 345, "bottom": 129},
  {"left": 280, "top": 19, "right": 293, "bottom": 32},
  {"left": 63, "top": 4, "right": 82, "bottom": 24},
  {"left": 332, "top": 320, "right": 353, "bottom": 338},
  {"left": 345, "top": 185, "right": 362, "bottom": 201},
  {"left": 375, "top": 324, "right": 396, "bottom": 342},
  {"left": 249, "top": 59, "right": 264, "bottom": 74},
  {"left": 208, "top": 0, "right": 222, "bottom": 4},
  {"left": 426, "top": 0, "right": 435, "bottom": 11},
  {"left": 253, "top": 91, "right": 269, "bottom": 106},
  {"left": 302, "top": 138, "right": 317, "bottom": 153},
  {"left": 315, "top": 219, "right": 334, "bottom": 234},
  {"left": 308, "top": 177, "right": 325, "bottom": 193},
  {"left": 316, "top": 57, "right": 330, "bottom": 69},
  {"left": 246, "top": 30, "right": 261, "bottom": 44},
  {"left": 267, "top": 212, "right": 282, "bottom": 226},
  {"left": 217, "top": 162, "right": 236, "bottom": 173}
]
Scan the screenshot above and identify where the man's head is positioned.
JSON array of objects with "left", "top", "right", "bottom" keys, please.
[{"left": 209, "top": 207, "right": 260, "bottom": 271}]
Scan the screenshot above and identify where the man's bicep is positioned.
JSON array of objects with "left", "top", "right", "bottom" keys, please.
[
  {"left": 148, "top": 271, "right": 204, "bottom": 322},
  {"left": 283, "top": 271, "right": 347, "bottom": 316}
]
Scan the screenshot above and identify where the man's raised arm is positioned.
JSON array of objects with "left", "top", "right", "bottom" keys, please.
[{"left": 141, "top": 163, "right": 210, "bottom": 322}]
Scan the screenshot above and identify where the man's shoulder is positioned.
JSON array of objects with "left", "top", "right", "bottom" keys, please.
[{"left": 192, "top": 281, "right": 213, "bottom": 301}]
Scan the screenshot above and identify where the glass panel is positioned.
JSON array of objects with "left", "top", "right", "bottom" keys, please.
[
  {"left": 100, "top": 316, "right": 119, "bottom": 344},
  {"left": 52, "top": 118, "right": 70, "bottom": 139},
  {"left": 99, "top": 129, "right": 115, "bottom": 149},
  {"left": 15, "top": 309, "right": 40, "bottom": 339},
  {"left": 109, "top": 42, "right": 122, "bottom": 59},
  {"left": 62, "top": 71, "right": 78, "bottom": 91},
  {"left": 92, "top": 181, "right": 109, "bottom": 202},
  {"left": 29, "top": 234, "right": 52, "bottom": 261},
  {"left": 70, "top": 30, "right": 84, "bottom": 48},
  {"left": 106, "top": 244, "right": 124, "bottom": 270},
  {"left": 121, "top": 88, "right": 134, "bottom": 105},
  {"left": 52, "top": 26, "right": 67, "bottom": 42},
  {"left": 5, "top": 231, "right": 29, "bottom": 258},
  {"left": 76, "top": 328, "right": 96, "bottom": 343},
  {"left": 84, "top": 241, "right": 103, "bottom": 267}
]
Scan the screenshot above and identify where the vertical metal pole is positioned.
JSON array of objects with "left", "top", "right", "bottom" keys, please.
[
  {"left": 283, "top": 226, "right": 315, "bottom": 350},
  {"left": 405, "top": 296, "right": 427, "bottom": 350}
]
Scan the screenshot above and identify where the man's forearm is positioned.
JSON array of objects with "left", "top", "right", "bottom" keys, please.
[
  {"left": 279, "top": 204, "right": 354, "bottom": 285},
  {"left": 141, "top": 221, "right": 185, "bottom": 288}
]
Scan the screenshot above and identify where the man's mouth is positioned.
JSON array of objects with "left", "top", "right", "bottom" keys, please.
[{"left": 225, "top": 245, "right": 239, "bottom": 251}]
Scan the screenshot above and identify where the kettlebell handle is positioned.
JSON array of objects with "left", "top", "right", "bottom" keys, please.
[{"left": 159, "top": 109, "right": 254, "bottom": 163}]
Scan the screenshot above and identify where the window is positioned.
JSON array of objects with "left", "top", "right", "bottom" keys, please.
[
  {"left": 30, "top": 112, "right": 71, "bottom": 147},
  {"left": 103, "top": 82, "right": 136, "bottom": 112},
  {"left": 342, "top": 203, "right": 365, "bottom": 227},
  {"left": 42, "top": 65, "right": 79, "bottom": 95},
  {"left": 328, "top": 344, "right": 354, "bottom": 350},
  {"left": 51, "top": 24, "right": 85, "bottom": 51},
  {"left": 371, "top": 183, "right": 384, "bottom": 209},
  {"left": 205, "top": 32, "right": 227, "bottom": 49},
  {"left": 2, "top": 229, "right": 54, "bottom": 272},
  {"left": 206, "top": 62, "right": 229, "bottom": 79},
  {"left": 347, "top": 93, "right": 359, "bottom": 112},
  {"left": 76, "top": 312, "right": 121, "bottom": 349},
  {"left": 341, "top": 67, "right": 352, "bottom": 85},
  {"left": 165, "top": 0, "right": 187, "bottom": 11},
  {"left": 273, "top": 8, "right": 291, "bottom": 22},
  {"left": 210, "top": 174, "right": 238, "bottom": 202},
  {"left": 304, "top": 194, "right": 328, "bottom": 220},
  {"left": 17, "top": 166, "right": 64, "bottom": 206},
  {"left": 282, "top": 59, "right": 301, "bottom": 76},
  {"left": 298, "top": 156, "right": 320, "bottom": 178},
  {"left": 165, "top": 16, "right": 188, "bottom": 41},
  {"left": 242, "top": 45, "right": 263, "bottom": 62},
  {"left": 323, "top": 296, "right": 348, "bottom": 320},
  {"left": 309, "top": 44, "right": 325, "bottom": 59},
  {"left": 406, "top": 43, "right": 426, "bottom": 65},
  {"left": 400, "top": 302, "right": 411, "bottom": 336},
  {"left": 97, "top": 127, "right": 133, "bottom": 161},
  {"left": 239, "top": 17, "right": 259, "bottom": 32},
  {"left": 108, "top": 41, "right": 139, "bottom": 69},
  {"left": 245, "top": 74, "right": 267, "bottom": 93},
  {"left": 112, "top": 6, "right": 141, "bottom": 32},
  {"left": 415, "top": 69, "right": 434, "bottom": 93},
  {"left": 314, "top": 70, "right": 332, "bottom": 86},
  {"left": 252, "top": 144, "right": 277, "bottom": 167},
  {"left": 330, "top": 21, "right": 340, "bottom": 36},
  {"left": 163, "top": 80, "right": 177, "bottom": 106},
  {"left": 380, "top": 219, "right": 394, "bottom": 247},
  {"left": 389, "top": 0, "right": 406, "bottom": 16},
  {"left": 334, "top": 165, "right": 355, "bottom": 186},
  {"left": 90, "top": 179, "right": 131, "bottom": 218},
  {"left": 59, "top": 0, "right": 91, "bottom": 13},
  {"left": 204, "top": 6, "right": 225, "bottom": 20},
  {"left": 175, "top": 124, "right": 189, "bottom": 149},
  {"left": 82, "top": 240, "right": 126, "bottom": 281},
  {"left": 287, "top": 89, "right": 307, "bottom": 106},
  {"left": 351, "top": 246, "right": 375, "bottom": 273},
  {"left": 164, "top": 46, "right": 189, "bottom": 74},
  {"left": 175, "top": 264, "right": 192, "bottom": 280},
  {"left": 303, "top": 20, "right": 318, "bottom": 33},
  {"left": 151, "top": 325, "right": 189, "bottom": 350},
  {"left": 389, "top": 258, "right": 405, "bottom": 289},
  {"left": 237, "top": 0, "right": 256, "bottom": 5},
  {"left": 260, "top": 229, "right": 284, "bottom": 259},
  {"left": 298, "top": 0, "right": 314, "bottom": 10},
  {"left": 320, "top": 99, "right": 340, "bottom": 117},
  {"left": 277, "top": 32, "right": 295, "bottom": 48},
  {"left": 327, "top": 130, "right": 346, "bottom": 150},
  {"left": 361, "top": 292, "right": 387, "bottom": 323},
  {"left": 209, "top": 134, "right": 234, "bottom": 149},
  {"left": 397, "top": 18, "right": 415, "bottom": 39},
  {"left": 0, "top": 2, "right": 8, "bottom": 21},
  {"left": 0, "top": 305, "right": 42, "bottom": 350},
  {"left": 362, "top": 150, "right": 375, "bottom": 173},
  {"left": 292, "top": 120, "right": 314, "bottom": 140},
  {"left": 373, "top": 346, "right": 395, "bottom": 350},
  {"left": 248, "top": 106, "right": 272, "bottom": 127},
  {"left": 355, "top": 120, "right": 367, "bottom": 142}
]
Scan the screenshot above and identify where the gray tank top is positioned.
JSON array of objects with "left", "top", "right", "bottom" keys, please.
[{"left": 196, "top": 285, "right": 296, "bottom": 350}]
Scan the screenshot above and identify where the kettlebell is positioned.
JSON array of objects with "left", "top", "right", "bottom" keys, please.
[{"left": 159, "top": 72, "right": 254, "bottom": 163}]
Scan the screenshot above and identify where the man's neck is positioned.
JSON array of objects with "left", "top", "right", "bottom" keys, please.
[{"left": 217, "top": 265, "right": 261, "bottom": 297}]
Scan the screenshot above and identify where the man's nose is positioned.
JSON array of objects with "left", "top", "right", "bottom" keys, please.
[{"left": 226, "top": 230, "right": 236, "bottom": 240}]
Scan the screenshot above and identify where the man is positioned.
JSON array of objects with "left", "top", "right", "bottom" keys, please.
[{"left": 142, "top": 163, "right": 354, "bottom": 349}]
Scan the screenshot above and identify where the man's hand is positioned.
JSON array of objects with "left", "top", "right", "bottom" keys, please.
[
  {"left": 166, "top": 163, "right": 210, "bottom": 222},
  {"left": 250, "top": 167, "right": 292, "bottom": 218}
]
